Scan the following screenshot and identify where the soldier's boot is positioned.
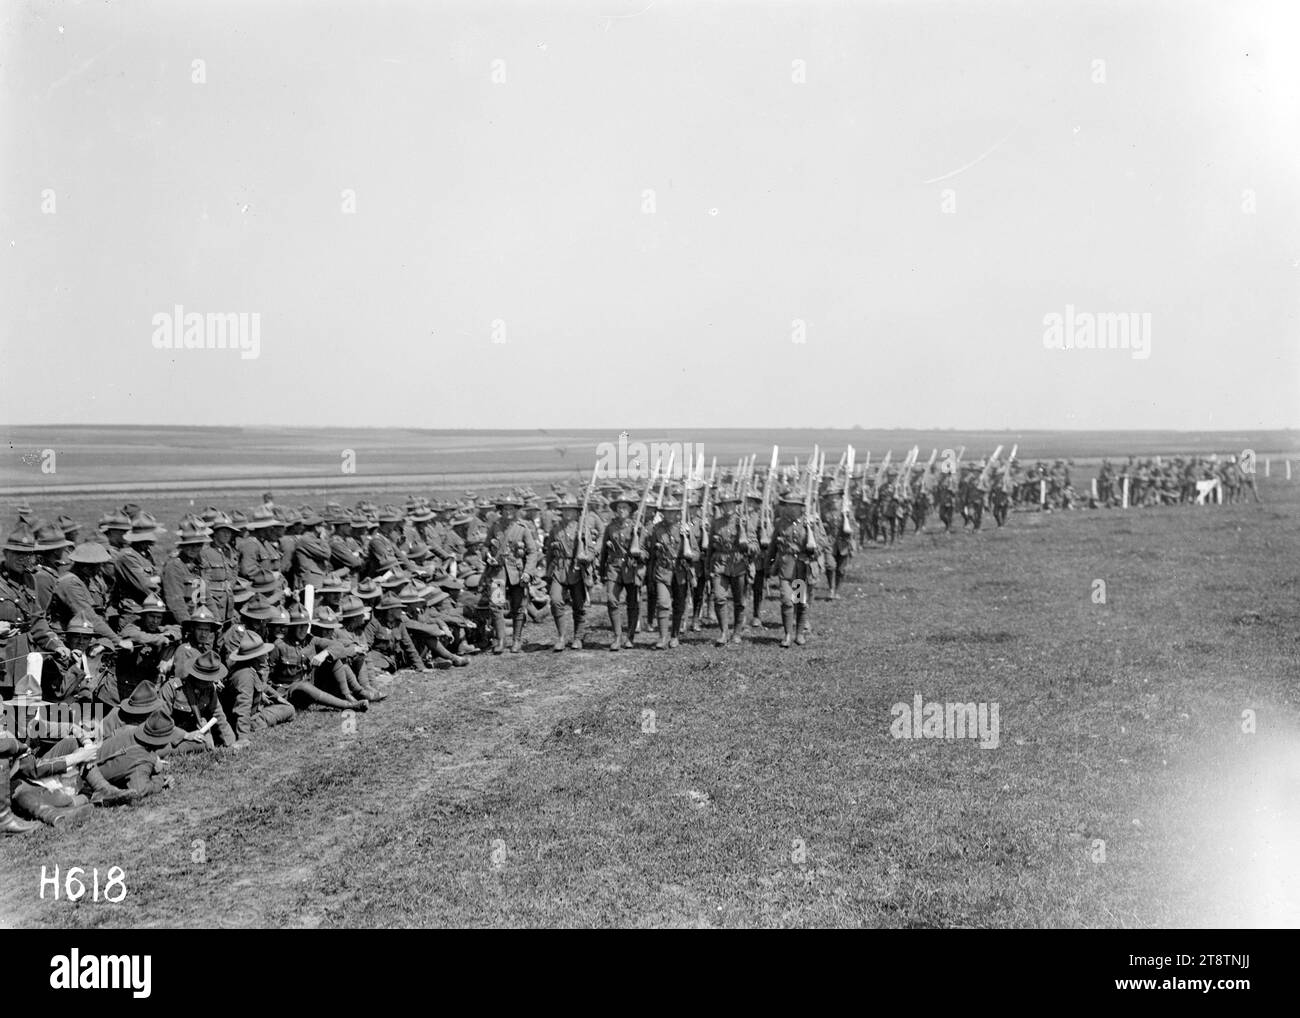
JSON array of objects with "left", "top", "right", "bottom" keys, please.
[
  {"left": 608, "top": 605, "right": 622, "bottom": 652},
  {"left": 571, "top": 609, "right": 586, "bottom": 650},
  {"left": 551, "top": 604, "right": 569, "bottom": 652},
  {"left": 654, "top": 611, "right": 671, "bottom": 650},
  {"left": 714, "top": 602, "right": 730, "bottom": 646},
  {"left": 669, "top": 609, "right": 683, "bottom": 648},
  {"left": 510, "top": 616, "right": 525, "bottom": 654},
  {"left": 32, "top": 801, "right": 94, "bottom": 828},
  {"left": 779, "top": 606, "right": 794, "bottom": 648},
  {"left": 624, "top": 603, "right": 638, "bottom": 649},
  {"left": 795, "top": 605, "right": 809, "bottom": 646},
  {"left": 0, "top": 781, "right": 39, "bottom": 835},
  {"left": 828, "top": 575, "right": 839, "bottom": 600},
  {"left": 492, "top": 616, "right": 507, "bottom": 655},
  {"left": 731, "top": 604, "right": 745, "bottom": 645}
]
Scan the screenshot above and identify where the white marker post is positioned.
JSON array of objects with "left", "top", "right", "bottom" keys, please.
[{"left": 1122, "top": 476, "right": 1130, "bottom": 509}]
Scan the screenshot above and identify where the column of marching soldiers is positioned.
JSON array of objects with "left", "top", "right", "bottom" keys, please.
[{"left": 0, "top": 443, "right": 1263, "bottom": 834}]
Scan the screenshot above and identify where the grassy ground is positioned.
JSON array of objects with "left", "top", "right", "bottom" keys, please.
[{"left": 1, "top": 485, "right": 1297, "bottom": 928}]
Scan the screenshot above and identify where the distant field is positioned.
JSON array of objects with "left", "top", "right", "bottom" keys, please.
[
  {"left": 0, "top": 479, "right": 1296, "bottom": 928},
  {"left": 2, "top": 425, "right": 1298, "bottom": 498}
]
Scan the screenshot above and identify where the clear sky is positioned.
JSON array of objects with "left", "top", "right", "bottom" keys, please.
[{"left": 2, "top": 0, "right": 1297, "bottom": 430}]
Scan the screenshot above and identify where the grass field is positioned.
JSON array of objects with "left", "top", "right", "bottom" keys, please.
[{"left": 2, "top": 473, "right": 1296, "bottom": 928}]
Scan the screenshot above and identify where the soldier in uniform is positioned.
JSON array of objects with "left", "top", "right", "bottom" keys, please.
[
  {"left": 483, "top": 493, "right": 540, "bottom": 654},
  {"left": 112, "top": 514, "right": 163, "bottom": 610},
  {"left": 748, "top": 489, "right": 771, "bottom": 628},
  {"left": 648, "top": 494, "right": 699, "bottom": 650},
  {"left": 237, "top": 507, "right": 279, "bottom": 580},
  {"left": 592, "top": 490, "right": 644, "bottom": 651},
  {"left": 205, "top": 512, "right": 240, "bottom": 621},
  {"left": 32, "top": 523, "right": 73, "bottom": 611},
  {"left": 223, "top": 631, "right": 295, "bottom": 740},
  {"left": 0, "top": 522, "right": 72, "bottom": 698},
  {"left": 765, "top": 492, "right": 819, "bottom": 648},
  {"left": 544, "top": 494, "right": 598, "bottom": 652},
  {"left": 819, "top": 488, "right": 853, "bottom": 600},
  {"left": 707, "top": 489, "right": 751, "bottom": 645},
  {"left": 161, "top": 518, "right": 212, "bottom": 624},
  {"left": 364, "top": 505, "right": 409, "bottom": 578},
  {"left": 159, "top": 650, "right": 241, "bottom": 750},
  {"left": 50, "top": 543, "right": 119, "bottom": 641}
]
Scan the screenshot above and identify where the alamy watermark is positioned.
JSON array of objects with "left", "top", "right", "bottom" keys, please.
[
  {"left": 151, "top": 306, "right": 261, "bottom": 360},
  {"left": 594, "top": 433, "right": 701, "bottom": 480},
  {"left": 1042, "top": 304, "right": 1151, "bottom": 360},
  {"left": 890, "top": 693, "right": 1000, "bottom": 749}
]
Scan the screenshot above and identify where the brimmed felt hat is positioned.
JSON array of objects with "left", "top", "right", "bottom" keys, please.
[
  {"left": 778, "top": 492, "right": 805, "bottom": 505},
  {"left": 267, "top": 606, "right": 290, "bottom": 627},
  {"left": 33, "top": 523, "right": 73, "bottom": 551},
  {"left": 425, "top": 588, "right": 450, "bottom": 608},
  {"left": 119, "top": 680, "right": 162, "bottom": 717},
  {"left": 298, "top": 507, "right": 324, "bottom": 528},
  {"left": 186, "top": 651, "right": 228, "bottom": 685},
  {"left": 377, "top": 504, "right": 405, "bottom": 523},
  {"left": 397, "top": 584, "right": 426, "bottom": 605},
  {"left": 70, "top": 542, "right": 112, "bottom": 565},
  {"left": 98, "top": 511, "right": 131, "bottom": 533},
  {"left": 230, "top": 578, "right": 254, "bottom": 605},
  {"left": 185, "top": 605, "right": 219, "bottom": 627},
  {"left": 406, "top": 542, "right": 431, "bottom": 562},
  {"left": 249, "top": 570, "right": 281, "bottom": 597},
  {"left": 3, "top": 522, "right": 38, "bottom": 553},
  {"left": 494, "top": 492, "right": 522, "bottom": 508},
  {"left": 63, "top": 614, "right": 97, "bottom": 636},
  {"left": 449, "top": 512, "right": 475, "bottom": 528},
  {"left": 436, "top": 575, "right": 464, "bottom": 591},
  {"left": 339, "top": 596, "right": 368, "bottom": 620},
  {"left": 229, "top": 510, "right": 249, "bottom": 531},
  {"left": 56, "top": 513, "right": 79, "bottom": 535},
  {"left": 378, "top": 570, "right": 410, "bottom": 591},
  {"left": 175, "top": 519, "right": 212, "bottom": 546},
  {"left": 209, "top": 511, "right": 236, "bottom": 532},
  {"left": 556, "top": 494, "right": 581, "bottom": 511},
  {"left": 377, "top": 593, "right": 405, "bottom": 612},
  {"left": 354, "top": 579, "right": 381, "bottom": 602},
  {"left": 318, "top": 574, "right": 351, "bottom": 595},
  {"left": 310, "top": 606, "right": 340, "bottom": 630},
  {"left": 240, "top": 594, "right": 278, "bottom": 621},
  {"left": 125, "top": 513, "right": 164, "bottom": 543},
  {"left": 246, "top": 506, "right": 277, "bottom": 530},
  {"left": 137, "top": 594, "right": 167, "bottom": 614},
  {"left": 228, "top": 630, "right": 273, "bottom": 663},
  {"left": 288, "top": 603, "right": 310, "bottom": 625},
  {"left": 137, "top": 709, "right": 176, "bottom": 748}
]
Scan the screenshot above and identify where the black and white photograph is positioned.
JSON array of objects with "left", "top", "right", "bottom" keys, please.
[{"left": 1, "top": 0, "right": 1297, "bottom": 967}]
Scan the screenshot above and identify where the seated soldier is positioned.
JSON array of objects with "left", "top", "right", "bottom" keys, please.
[
  {"left": 364, "top": 593, "right": 428, "bottom": 674},
  {"left": 223, "top": 631, "right": 295, "bottom": 740},
  {"left": 311, "top": 605, "right": 385, "bottom": 703},
  {"left": 272, "top": 603, "right": 366, "bottom": 711},
  {"left": 168, "top": 604, "right": 220, "bottom": 690},
  {"left": 1, "top": 711, "right": 97, "bottom": 832},
  {"left": 399, "top": 584, "right": 469, "bottom": 668},
  {"left": 159, "top": 650, "right": 242, "bottom": 750},
  {"left": 109, "top": 594, "right": 179, "bottom": 706}
]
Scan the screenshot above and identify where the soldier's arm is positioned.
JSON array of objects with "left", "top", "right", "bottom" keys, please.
[
  {"left": 56, "top": 577, "right": 120, "bottom": 640},
  {"left": 114, "top": 557, "right": 155, "bottom": 603}
]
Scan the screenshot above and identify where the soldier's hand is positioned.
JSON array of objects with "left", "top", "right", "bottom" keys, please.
[
  {"left": 54, "top": 646, "right": 72, "bottom": 666},
  {"left": 311, "top": 650, "right": 330, "bottom": 666},
  {"left": 117, "top": 638, "right": 134, "bottom": 651},
  {"left": 0, "top": 621, "right": 12, "bottom": 638}
]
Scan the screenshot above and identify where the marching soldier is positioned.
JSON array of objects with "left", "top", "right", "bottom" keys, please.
[
  {"left": 648, "top": 494, "right": 699, "bottom": 650},
  {"left": 765, "top": 492, "right": 819, "bottom": 648},
  {"left": 544, "top": 494, "right": 598, "bottom": 652},
  {"left": 593, "top": 489, "right": 643, "bottom": 651},
  {"left": 707, "top": 489, "right": 751, "bottom": 645}
]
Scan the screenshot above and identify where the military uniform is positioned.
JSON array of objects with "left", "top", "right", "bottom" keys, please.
[
  {"left": 544, "top": 510, "right": 600, "bottom": 651},
  {"left": 707, "top": 499, "right": 751, "bottom": 643},
  {"left": 765, "top": 504, "right": 819, "bottom": 647},
  {"left": 648, "top": 507, "right": 699, "bottom": 649},
  {"left": 484, "top": 505, "right": 540, "bottom": 653}
]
